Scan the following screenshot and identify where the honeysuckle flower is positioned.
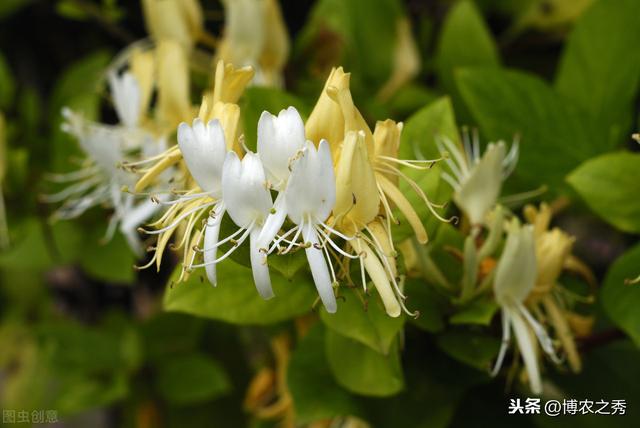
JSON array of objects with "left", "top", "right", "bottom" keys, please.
[
  {"left": 217, "top": 0, "right": 289, "bottom": 87},
  {"left": 277, "top": 140, "right": 339, "bottom": 312},
  {"left": 218, "top": 151, "right": 274, "bottom": 298},
  {"left": 492, "top": 220, "right": 560, "bottom": 394},
  {"left": 141, "top": 0, "right": 203, "bottom": 52},
  {"left": 46, "top": 74, "right": 165, "bottom": 256},
  {"left": 136, "top": 118, "right": 228, "bottom": 276},
  {"left": 255, "top": 106, "right": 306, "bottom": 251},
  {"left": 438, "top": 131, "right": 518, "bottom": 226},
  {"left": 523, "top": 203, "right": 589, "bottom": 374}
]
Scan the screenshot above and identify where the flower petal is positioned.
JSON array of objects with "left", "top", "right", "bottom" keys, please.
[
  {"left": 177, "top": 118, "right": 227, "bottom": 195},
  {"left": 250, "top": 227, "right": 274, "bottom": 299},
  {"left": 257, "top": 106, "right": 305, "bottom": 188},
  {"left": 303, "top": 223, "right": 336, "bottom": 313}
]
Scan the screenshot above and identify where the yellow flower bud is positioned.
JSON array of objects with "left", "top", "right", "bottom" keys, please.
[
  {"left": 305, "top": 67, "right": 350, "bottom": 153},
  {"left": 333, "top": 131, "right": 380, "bottom": 235}
]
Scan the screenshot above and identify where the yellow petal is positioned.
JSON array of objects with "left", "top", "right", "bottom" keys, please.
[
  {"left": 156, "top": 40, "right": 193, "bottom": 128},
  {"left": 129, "top": 48, "right": 155, "bottom": 117},
  {"left": 376, "top": 173, "right": 428, "bottom": 244},
  {"left": 535, "top": 228, "right": 575, "bottom": 288},
  {"left": 352, "top": 237, "right": 401, "bottom": 317},
  {"left": 305, "top": 67, "right": 349, "bottom": 155},
  {"left": 334, "top": 131, "right": 380, "bottom": 233},
  {"left": 367, "top": 219, "right": 397, "bottom": 277}
]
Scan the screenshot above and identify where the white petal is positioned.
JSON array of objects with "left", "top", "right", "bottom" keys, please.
[
  {"left": 510, "top": 307, "right": 542, "bottom": 394},
  {"left": 257, "top": 106, "right": 305, "bottom": 188},
  {"left": 284, "top": 140, "right": 336, "bottom": 225},
  {"left": 177, "top": 119, "right": 227, "bottom": 196},
  {"left": 119, "top": 198, "right": 162, "bottom": 256},
  {"left": 222, "top": 152, "right": 273, "bottom": 227},
  {"left": 303, "top": 223, "right": 336, "bottom": 313},
  {"left": 455, "top": 142, "right": 506, "bottom": 225},
  {"left": 250, "top": 227, "right": 274, "bottom": 299},
  {"left": 108, "top": 71, "right": 141, "bottom": 128},
  {"left": 256, "top": 192, "right": 287, "bottom": 252}
]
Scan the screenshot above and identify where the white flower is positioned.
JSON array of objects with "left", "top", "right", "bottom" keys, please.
[
  {"left": 255, "top": 107, "right": 307, "bottom": 252},
  {"left": 184, "top": 147, "right": 275, "bottom": 299},
  {"left": 438, "top": 132, "right": 518, "bottom": 225},
  {"left": 45, "top": 72, "right": 164, "bottom": 256},
  {"left": 176, "top": 118, "right": 228, "bottom": 285},
  {"left": 280, "top": 140, "right": 340, "bottom": 313},
  {"left": 491, "top": 221, "right": 560, "bottom": 394},
  {"left": 221, "top": 151, "right": 274, "bottom": 298}
]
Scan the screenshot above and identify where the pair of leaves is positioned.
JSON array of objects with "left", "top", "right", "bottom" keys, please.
[{"left": 457, "top": 0, "right": 640, "bottom": 191}]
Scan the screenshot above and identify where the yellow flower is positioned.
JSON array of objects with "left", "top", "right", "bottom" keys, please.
[
  {"left": 156, "top": 40, "right": 193, "bottom": 129},
  {"left": 333, "top": 131, "right": 380, "bottom": 235},
  {"left": 141, "top": 0, "right": 203, "bottom": 51}
]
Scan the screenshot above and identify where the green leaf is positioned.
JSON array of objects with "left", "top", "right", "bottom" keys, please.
[
  {"left": 601, "top": 243, "right": 640, "bottom": 346},
  {"left": 555, "top": 0, "right": 640, "bottom": 147},
  {"left": 320, "top": 287, "right": 404, "bottom": 354},
  {"left": 239, "top": 87, "right": 308, "bottom": 151},
  {"left": 394, "top": 97, "right": 459, "bottom": 242},
  {"left": 0, "top": 51, "right": 15, "bottom": 109},
  {"left": 567, "top": 152, "right": 640, "bottom": 233},
  {"left": 435, "top": 1, "right": 499, "bottom": 120},
  {"left": 450, "top": 297, "right": 499, "bottom": 326},
  {"left": 0, "top": 218, "right": 83, "bottom": 271},
  {"left": 54, "top": 373, "right": 129, "bottom": 416},
  {"left": 163, "top": 260, "right": 317, "bottom": 325},
  {"left": 404, "top": 278, "right": 447, "bottom": 333},
  {"left": 287, "top": 325, "right": 363, "bottom": 423},
  {"left": 156, "top": 353, "right": 230, "bottom": 405},
  {"left": 457, "top": 68, "right": 599, "bottom": 189},
  {"left": 80, "top": 232, "right": 136, "bottom": 283},
  {"left": 325, "top": 329, "right": 404, "bottom": 397},
  {"left": 436, "top": 329, "right": 500, "bottom": 371},
  {"left": 38, "top": 319, "right": 141, "bottom": 374},
  {"left": 298, "top": 0, "right": 403, "bottom": 92}
]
